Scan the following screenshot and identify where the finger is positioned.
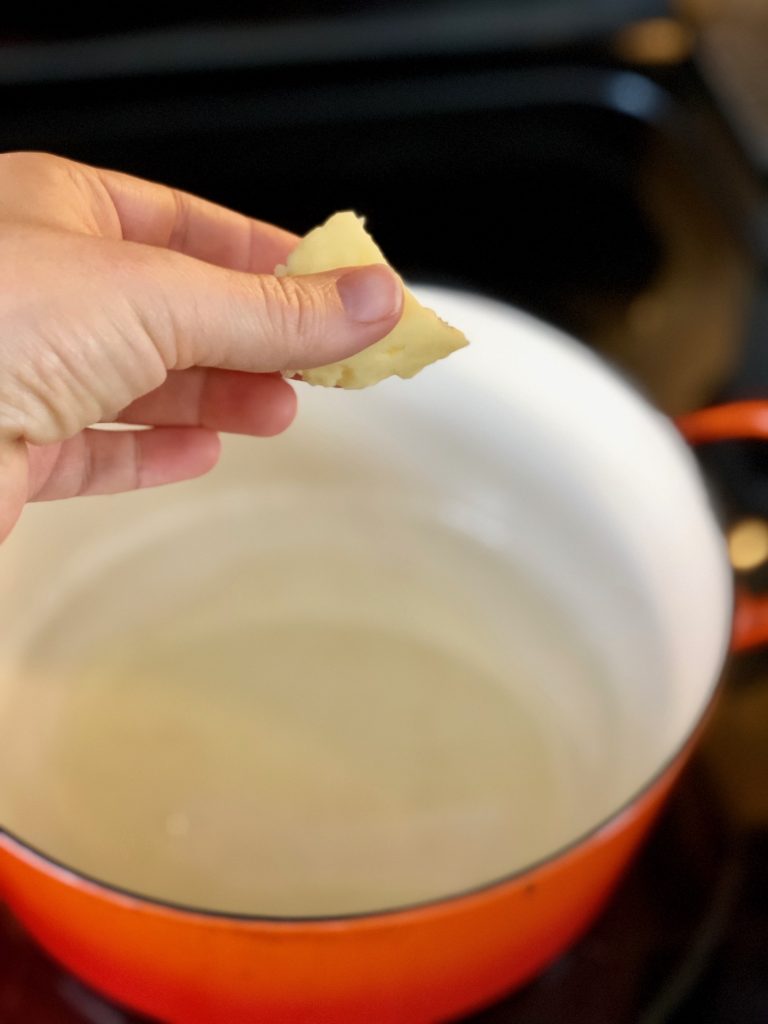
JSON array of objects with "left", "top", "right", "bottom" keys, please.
[
  {"left": 27, "top": 427, "right": 220, "bottom": 501},
  {"left": 116, "top": 369, "right": 297, "bottom": 436},
  {"left": 93, "top": 163, "right": 297, "bottom": 272},
  {"left": 0, "top": 152, "right": 298, "bottom": 272},
  {"left": 130, "top": 252, "right": 404, "bottom": 374}
]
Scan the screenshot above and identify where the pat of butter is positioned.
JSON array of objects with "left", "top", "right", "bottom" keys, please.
[{"left": 275, "top": 212, "right": 469, "bottom": 388}]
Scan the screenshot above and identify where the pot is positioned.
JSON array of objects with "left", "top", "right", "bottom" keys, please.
[{"left": 0, "top": 287, "right": 762, "bottom": 1023}]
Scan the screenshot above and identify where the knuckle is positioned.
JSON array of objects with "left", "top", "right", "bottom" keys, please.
[
  {"left": 0, "top": 152, "right": 98, "bottom": 233},
  {"left": 257, "top": 275, "right": 329, "bottom": 365},
  {"left": 167, "top": 189, "right": 193, "bottom": 251},
  {"left": 118, "top": 246, "right": 193, "bottom": 369},
  {"left": 0, "top": 364, "right": 85, "bottom": 446},
  {"left": 0, "top": 150, "right": 69, "bottom": 184}
]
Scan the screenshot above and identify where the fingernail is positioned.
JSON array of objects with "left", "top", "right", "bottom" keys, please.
[{"left": 337, "top": 266, "right": 402, "bottom": 323}]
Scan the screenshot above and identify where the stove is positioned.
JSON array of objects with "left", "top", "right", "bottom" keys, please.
[{"left": 0, "top": 3, "right": 767, "bottom": 1022}]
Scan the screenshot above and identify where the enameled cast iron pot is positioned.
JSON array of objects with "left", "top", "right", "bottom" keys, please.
[{"left": 0, "top": 288, "right": 764, "bottom": 1023}]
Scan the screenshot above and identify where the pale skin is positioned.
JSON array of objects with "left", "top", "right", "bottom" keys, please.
[{"left": 0, "top": 152, "right": 403, "bottom": 541}]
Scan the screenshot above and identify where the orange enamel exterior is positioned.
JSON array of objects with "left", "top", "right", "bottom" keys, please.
[{"left": 0, "top": 765, "right": 675, "bottom": 1024}]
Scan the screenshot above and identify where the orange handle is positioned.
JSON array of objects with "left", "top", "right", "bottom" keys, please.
[{"left": 676, "top": 401, "right": 768, "bottom": 652}]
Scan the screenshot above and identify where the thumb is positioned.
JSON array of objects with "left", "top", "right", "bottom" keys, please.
[{"left": 131, "top": 251, "right": 404, "bottom": 374}]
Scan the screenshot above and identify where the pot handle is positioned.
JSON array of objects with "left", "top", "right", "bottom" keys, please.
[{"left": 676, "top": 401, "right": 768, "bottom": 652}]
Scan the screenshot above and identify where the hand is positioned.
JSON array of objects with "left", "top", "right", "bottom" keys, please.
[{"left": 0, "top": 152, "right": 403, "bottom": 540}]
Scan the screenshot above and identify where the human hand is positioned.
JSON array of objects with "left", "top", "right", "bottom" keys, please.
[{"left": 0, "top": 152, "right": 403, "bottom": 540}]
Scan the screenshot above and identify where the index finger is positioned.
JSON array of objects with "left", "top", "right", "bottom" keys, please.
[
  {"left": 93, "top": 163, "right": 298, "bottom": 273},
  {"left": 0, "top": 152, "right": 297, "bottom": 273}
]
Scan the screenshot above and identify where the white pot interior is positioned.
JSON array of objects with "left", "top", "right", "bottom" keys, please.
[{"left": 0, "top": 288, "right": 732, "bottom": 917}]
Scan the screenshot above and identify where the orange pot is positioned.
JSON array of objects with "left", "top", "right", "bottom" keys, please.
[
  {"left": 0, "top": 770, "right": 675, "bottom": 1024},
  {"left": 0, "top": 290, "right": 763, "bottom": 1023}
]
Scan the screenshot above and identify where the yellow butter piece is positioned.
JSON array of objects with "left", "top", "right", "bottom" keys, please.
[{"left": 275, "top": 212, "right": 468, "bottom": 388}]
